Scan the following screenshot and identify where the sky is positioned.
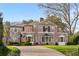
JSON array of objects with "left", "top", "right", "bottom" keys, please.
[
  {"left": 0, "top": 3, "right": 45, "bottom": 22},
  {"left": 0, "top": 3, "right": 79, "bottom": 32}
]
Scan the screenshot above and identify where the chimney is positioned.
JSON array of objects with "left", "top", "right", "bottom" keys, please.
[{"left": 40, "top": 18, "right": 44, "bottom": 22}]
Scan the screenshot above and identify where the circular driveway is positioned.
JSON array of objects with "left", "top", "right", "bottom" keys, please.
[{"left": 16, "top": 46, "right": 65, "bottom": 56}]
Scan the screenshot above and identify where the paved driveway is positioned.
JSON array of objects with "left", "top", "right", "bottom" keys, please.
[{"left": 16, "top": 46, "right": 65, "bottom": 56}]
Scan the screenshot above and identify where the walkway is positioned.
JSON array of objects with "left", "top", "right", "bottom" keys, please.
[{"left": 16, "top": 46, "right": 65, "bottom": 56}]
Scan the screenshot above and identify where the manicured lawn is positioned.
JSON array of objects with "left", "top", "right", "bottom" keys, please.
[{"left": 45, "top": 45, "right": 79, "bottom": 56}]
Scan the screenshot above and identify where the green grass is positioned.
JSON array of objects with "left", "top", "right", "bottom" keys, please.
[{"left": 45, "top": 45, "right": 79, "bottom": 56}]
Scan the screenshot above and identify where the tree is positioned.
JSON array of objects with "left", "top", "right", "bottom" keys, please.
[
  {"left": 4, "top": 21, "right": 10, "bottom": 44},
  {"left": 22, "top": 20, "right": 27, "bottom": 24},
  {"left": 46, "top": 15, "right": 66, "bottom": 30},
  {"left": 39, "top": 3, "right": 79, "bottom": 35},
  {"left": 0, "top": 12, "right": 3, "bottom": 46},
  {"left": 22, "top": 19, "right": 33, "bottom": 24}
]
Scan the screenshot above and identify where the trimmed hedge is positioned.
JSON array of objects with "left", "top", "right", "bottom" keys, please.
[
  {"left": 67, "top": 42, "right": 76, "bottom": 45},
  {"left": 9, "top": 41, "right": 32, "bottom": 46},
  {"left": 0, "top": 46, "right": 20, "bottom": 56},
  {"left": 45, "top": 45, "right": 79, "bottom": 56},
  {"left": 9, "top": 42, "right": 20, "bottom": 46}
]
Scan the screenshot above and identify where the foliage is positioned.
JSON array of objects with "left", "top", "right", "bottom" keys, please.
[
  {"left": 45, "top": 45, "right": 79, "bottom": 56},
  {"left": 19, "top": 41, "right": 32, "bottom": 46},
  {"left": 4, "top": 21, "right": 10, "bottom": 36},
  {"left": 68, "top": 32, "right": 79, "bottom": 45},
  {"left": 25, "top": 41, "right": 32, "bottom": 46},
  {"left": 39, "top": 3, "right": 79, "bottom": 35},
  {"left": 46, "top": 15, "right": 66, "bottom": 30},
  {"left": 68, "top": 35, "right": 75, "bottom": 44},
  {"left": 9, "top": 41, "right": 32, "bottom": 46},
  {"left": 73, "top": 32, "right": 79, "bottom": 44},
  {"left": 0, "top": 46, "right": 10, "bottom": 56},
  {"left": 0, "top": 46, "right": 20, "bottom": 56},
  {"left": 67, "top": 42, "right": 76, "bottom": 45},
  {"left": 9, "top": 42, "right": 20, "bottom": 46},
  {"left": 19, "top": 42, "right": 26, "bottom": 46},
  {"left": 7, "top": 46, "right": 20, "bottom": 56},
  {"left": 0, "top": 13, "right": 3, "bottom": 45},
  {"left": 22, "top": 19, "right": 33, "bottom": 24}
]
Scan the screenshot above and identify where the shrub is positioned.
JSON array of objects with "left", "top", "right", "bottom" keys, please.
[
  {"left": 0, "top": 46, "right": 10, "bottom": 56},
  {"left": 9, "top": 42, "right": 19, "bottom": 46},
  {"left": 74, "top": 36, "right": 79, "bottom": 44},
  {"left": 19, "top": 42, "right": 26, "bottom": 46},
  {"left": 25, "top": 41, "right": 32, "bottom": 46},
  {"left": 68, "top": 32, "right": 79, "bottom": 45},
  {"left": 45, "top": 43, "right": 48, "bottom": 45},
  {"left": 68, "top": 35, "right": 75, "bottom": 43},
  {"left": 55, "top": 42, "right": 58, "bottom": 45},
  {"left": 7, "top": 46, "right": 20, "bottom": 56},
  {"left": 67, "top": 42, "right": 76, "bottom": 45},
  {"left": 19, "top": 41, "right": 32, "bottom": 46},
  {"left": 0, "top": 46, "right": 20, "bottom": 56},
  {"left": 0, "top": 39, "right": 4, "bottom": 46}
]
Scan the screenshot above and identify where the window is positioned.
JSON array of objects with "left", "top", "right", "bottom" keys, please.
[
  {"left": 60, "top": 37, "right": 64, "bottom": 42},
  {"left": 48, "top": 26, "right": 50, "bottom": 32},
  {"left": 46, "top": 36, "right": 48, "bottom": 42},
  {"left": 43, "top": 26, "right": 45, "bottom": 32},
  {"left": 49, "top": 37, "right": 51, "bottom": 42},
  {"left": 43, "top": 26, "right": 50, "bottom": 32},
  {"left": 42, "top": 37, "right": 45, "bottom": 42},
  {"left": 23, "top": 27, "right": 24, "bottom": 31}
]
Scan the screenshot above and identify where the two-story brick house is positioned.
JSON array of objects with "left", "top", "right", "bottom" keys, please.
[{"left": 9, "top": 18, "right": 68, "bottom": 45}]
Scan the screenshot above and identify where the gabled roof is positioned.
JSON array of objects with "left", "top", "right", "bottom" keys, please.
[{"left": 10, "top": 20, "right": 57, "bottom": 27}]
